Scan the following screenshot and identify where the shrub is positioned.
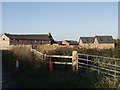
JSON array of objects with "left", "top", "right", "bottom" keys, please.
[
  {"left": 94, "top": 77, "right": 120, "bottom": 88},
  {"left": 47, "top": 47, "right": 74, "bottom": 55},
  {"left": 9, "top": 46, "right": 46, "bottom": 69},
  {"left": 10, "top": 46, "right": 34, "bottom": 62}
]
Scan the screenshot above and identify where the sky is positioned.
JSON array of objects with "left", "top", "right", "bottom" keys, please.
[
  {"left": 118, "top": 1, "right": 120, "bottom": 39},
  {"left": 2, "top": 2, "right": 118, "bottom": 41}
]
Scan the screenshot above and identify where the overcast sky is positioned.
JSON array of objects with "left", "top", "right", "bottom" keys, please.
[{"left": 2, "top": 2, "right": 118, "bottom": 41}]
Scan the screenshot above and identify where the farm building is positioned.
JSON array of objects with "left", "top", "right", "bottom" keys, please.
[
  {"left": 56, "top": 41, "right": 63, "bottom": 45},
  {"left": 62, "top": 40, "right": 79, "bottom": 45},
  {"left": 0, "top": 33, "right": 55, "bottom": 49},
  {"left": 79, "top": 37, "right": 94, "bottom": 48},
  {"left": 79, "top": 36, "right": 115, "bottom": 49}
]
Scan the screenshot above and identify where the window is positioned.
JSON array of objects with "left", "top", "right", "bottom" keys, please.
[{"left": 3, "top": 38, "right": 5, "bottom": 40}]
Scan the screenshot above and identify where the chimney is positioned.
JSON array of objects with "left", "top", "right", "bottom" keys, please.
[{"left": 48, "top": 32, "right": 51, "bottom": 36}]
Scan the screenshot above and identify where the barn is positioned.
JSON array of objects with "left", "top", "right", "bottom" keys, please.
[{"left": 1, "top": 33, "right": 55, "bottom": 49}]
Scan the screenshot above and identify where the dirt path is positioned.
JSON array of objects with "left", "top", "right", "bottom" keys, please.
[
  {"left": 2, "top": 64, "right": 21, "bottom": 89},
  {"left": 0, "top": 65, "right": 2, "bottom": 89}
]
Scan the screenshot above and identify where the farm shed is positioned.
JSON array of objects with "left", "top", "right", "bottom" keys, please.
[
  {"left": 1, "top": 33, "right": 55, "bottom": 49},
  {"left": 62, "top": 40, "right": 79, "bottom": 46}
]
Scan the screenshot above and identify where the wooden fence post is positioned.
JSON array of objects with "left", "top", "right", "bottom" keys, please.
[
  {"left": 72, "top": 51, "right": 78, "bottom": 71},
  {"left": 44, "top": 54, "right": 47, "bottom": 61},
  {"left": 44, "top": 54, "right": 47, "bottom": 63}
]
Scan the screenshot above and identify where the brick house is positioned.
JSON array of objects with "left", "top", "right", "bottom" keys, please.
[
  {"left": 1, "top": 33, "right": 55, "bottom": 49},
  {"left": 79, "top": 36, "right": 115, "bottom": 49},
  {"left": 79, "top": 37, "right": 95, "bottom": 48}
]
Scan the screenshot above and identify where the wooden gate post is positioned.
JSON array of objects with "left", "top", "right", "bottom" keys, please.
[
  {"left": 43, "top": 54, "right": 47, "bottom": 67},
  {"left": 72, "top": 51, "right": 78, "bottom": 71}
]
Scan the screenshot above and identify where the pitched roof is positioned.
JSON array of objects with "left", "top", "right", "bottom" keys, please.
[
  {"left": 95, "top": 36, "right": 114, "bottom": 43},
  {"left": 4, "top": 33, "right": 54, "bottom": 41},
  {"left": 80, "top": 37, "right": 95, "bottom": 43},
  {"left": 65, "top": 40, "right": 79, "bottom": 45}
]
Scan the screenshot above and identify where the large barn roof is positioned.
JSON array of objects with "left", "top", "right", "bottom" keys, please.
[{"left": 4, "top": 33, "right": 54, "bottom": 41}]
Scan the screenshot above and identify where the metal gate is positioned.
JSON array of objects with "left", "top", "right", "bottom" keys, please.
[{"left": 77, "top": 53, "right": 120, "bottom": 79}]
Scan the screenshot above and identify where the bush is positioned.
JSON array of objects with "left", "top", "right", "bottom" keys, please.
[
  {"left": 47, "top": 47, "right": 74, "bottom": 55},
  {"left": 94, "top": 77, "right": 120, "bottom": 88},
  {"left": 10, "top": 46, "right": 34, "bottom": 62}
]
